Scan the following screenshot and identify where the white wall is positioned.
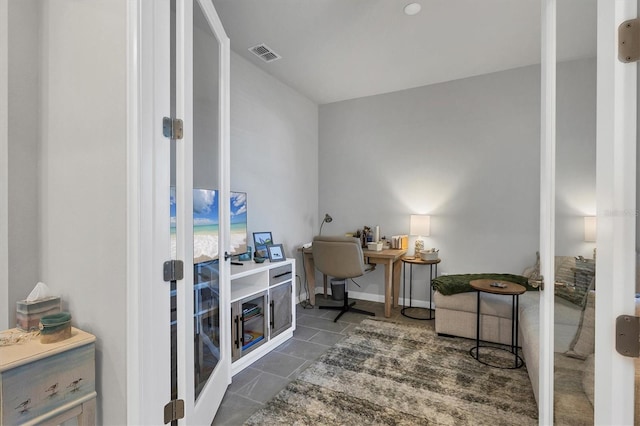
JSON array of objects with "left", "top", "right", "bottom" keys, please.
[
  {"left": 319, "top": 59, "right": 596, "bottom": 304},
  {"left": 38, "top": 2, "right": 127, "bottom": 424},
  {"left": 7, "top": 0, "right": 41, "bottom": 325},
  {"left": 229, "top": 52, "right": 318, "bottom": 299}
]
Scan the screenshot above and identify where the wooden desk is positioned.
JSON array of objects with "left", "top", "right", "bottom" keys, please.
[{"left": 301, "top": 247, "right": 407, "bottom": 317}]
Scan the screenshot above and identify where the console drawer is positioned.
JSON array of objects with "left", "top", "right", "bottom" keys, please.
[{"left": 269, "top": 264, "right": 292, "bottom": 286}]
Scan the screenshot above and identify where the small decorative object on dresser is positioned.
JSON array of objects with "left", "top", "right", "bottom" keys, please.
[{"left": 39, "top": 312, "right": 72, "bottom": 344}]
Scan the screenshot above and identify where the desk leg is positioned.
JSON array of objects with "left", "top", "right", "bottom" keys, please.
[
  {"left": 392, "top": 258, "right": 402, "bottom": 308},
  {"left": 303, "top": 252, "right": 316, "bottom": 306},
  {"left": 384, "top": 259, "right": 393, "bottom": 317},
  {"left": 475, "top": 291, "right": 480, "bottom": 360},
  {"left": 323, "top": 274, "right": 328, "bottom": 298}
]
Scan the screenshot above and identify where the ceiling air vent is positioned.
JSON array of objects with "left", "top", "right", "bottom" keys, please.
[{"left": 248, "top": 43, "right": 281, "bottom": 63}]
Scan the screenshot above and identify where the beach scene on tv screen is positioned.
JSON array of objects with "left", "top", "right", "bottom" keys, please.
[
  {"left": 230, "top": 192, "right": 248, "bottom": 257},
  {"left": 170, "top": 189, "right": 248, "bottom": 263}
]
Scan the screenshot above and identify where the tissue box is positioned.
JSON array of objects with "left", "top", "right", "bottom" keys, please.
[
  {"left": 367, "top": 242, "right": 383, "bottom": 251},
  {"left": 16, "top": 296, "right": 61, "bottom": 331}
]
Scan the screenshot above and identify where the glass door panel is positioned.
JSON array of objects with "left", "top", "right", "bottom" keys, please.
[
  {"left": 192, "top": 0, "right": 221, "bottom": 398},
  {"left": 554, "top": 0, "right": 596, "bottom": 422},
  {"left": 240, "top": 294, "right": 267, "bottom": 354}
]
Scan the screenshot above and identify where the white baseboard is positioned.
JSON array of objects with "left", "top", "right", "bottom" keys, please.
[{"left": 297, "top": 286, "right": 435, "bottom": 310}]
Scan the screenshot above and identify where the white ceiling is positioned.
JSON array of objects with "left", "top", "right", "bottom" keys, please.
[{"left": 212, "top": 0, "right": 596, "bottom": 105}]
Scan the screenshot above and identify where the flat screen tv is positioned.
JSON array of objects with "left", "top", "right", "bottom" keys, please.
[{"left": 170, "top": 189, "right": 248, "bottom": 263}]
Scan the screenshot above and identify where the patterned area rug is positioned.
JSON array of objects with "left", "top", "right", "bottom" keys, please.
[{"left": 245, "top": 318, "right": 538, "bottom": 425}]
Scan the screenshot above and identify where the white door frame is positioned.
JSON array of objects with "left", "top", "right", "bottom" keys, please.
[
  {"left": 538, "top": 1, "right": 556, "bottom": 424},
  {"left": 594, "top": 0, "right": 636, "bottom": 424},
  {"left": 126, "top": 1, "right": 172, "bottom": 424}
]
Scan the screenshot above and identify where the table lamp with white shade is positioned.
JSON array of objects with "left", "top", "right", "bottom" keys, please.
[
  {"left": 410, "top": 214, "right": 430, "bottom": 259},
  {"left": 584, "top": 216, "right": 596, "bottom": 242}
]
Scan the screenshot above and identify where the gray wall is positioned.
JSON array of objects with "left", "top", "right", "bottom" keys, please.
[
  {"left": 319, "top": 58, "right": 596, "bottom": 304},
  {"left": 6, "top": 2, "right": 129, "bottom": 424},
  {"left": 39, "top": 2, "right": 128, "bottom": 423},
  {"left": 556, "top": 58, "right": 597, "bottom": 257},
  {"left": 7, "top": 0, "right": 40, "bottom": 326},
  {"left": 230, "top": 52, "right": 319, "bottom": 299},
  {"left": 193, "top": 15, "right": 220, "bottom": 189},
  {"left": 0, "top": 0, "right": 7, "bottom": 329}
]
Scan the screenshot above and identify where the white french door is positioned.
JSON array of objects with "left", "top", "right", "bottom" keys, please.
[
  {"left": 539, "top": 0, "right": 637, "bottom": 424},
  {"left": 592, "top": 1, "right": 637, "bottom": 424},
  {"left": 173, "top": 0, "right": 231, "bottom": 424}
]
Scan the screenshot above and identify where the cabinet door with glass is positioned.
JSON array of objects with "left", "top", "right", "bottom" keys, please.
[{"left": 231, "top": 292, "right": 268, "bottom": 362}]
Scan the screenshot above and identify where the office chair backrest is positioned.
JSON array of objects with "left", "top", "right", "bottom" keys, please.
[{"left": 312, "top": 236, "right": 365, "bottom": 279}]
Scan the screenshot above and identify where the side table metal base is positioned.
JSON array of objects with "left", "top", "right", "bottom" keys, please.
[
  {"left": 469, "top": 279, "right": 526, "bottom": 370},
  {"left": 401, "top": 306, "right": 434, "bottom": 320},
  {"left": 469, "top": 345, "right": 524, "bottom": 369},
  {"left": 401, "top": 256, "right": 440, "bottom": 321}
]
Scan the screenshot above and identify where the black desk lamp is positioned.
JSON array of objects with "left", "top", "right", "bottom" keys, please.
[{"left": 319, "top": 213, "right": 333, "bottom": 235}]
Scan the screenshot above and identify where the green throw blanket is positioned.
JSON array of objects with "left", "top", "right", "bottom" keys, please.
[{"left": 432, "top": 273, "right": 537, "bottom": 296}]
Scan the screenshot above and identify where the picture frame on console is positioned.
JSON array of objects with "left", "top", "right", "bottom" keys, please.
[
  {"left": 267, "top": 244, "right": 285, "bottom": 262},
  {"left": 253, "top": 231, "right": 273, "bottom": 258}
]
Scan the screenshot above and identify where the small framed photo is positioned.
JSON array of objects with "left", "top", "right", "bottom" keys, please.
[
  {"left": 253, "top": 232, "right": 273, "bottom": 258},
  {"left": 266, "top": 244, "right": 285, "bottom": 262}
]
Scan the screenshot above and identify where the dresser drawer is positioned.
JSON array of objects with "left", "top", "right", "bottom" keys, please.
[
  {"left": 1, "top": 328, "right": 96, "bottom": 425},
  {"left": 269, "top": 264, "right": 292, "bottom": 286}
]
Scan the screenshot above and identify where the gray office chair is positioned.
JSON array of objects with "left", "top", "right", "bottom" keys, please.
[{"left": 312, "top": 236, "right": 375, "bottom": 322}]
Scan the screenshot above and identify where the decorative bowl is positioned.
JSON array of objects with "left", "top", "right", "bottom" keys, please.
[{"left": 254, "top": 257, "right": 266, "bottom": 263}]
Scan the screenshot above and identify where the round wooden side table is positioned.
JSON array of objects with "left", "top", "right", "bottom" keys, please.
[
  {"left": 469, "top": 279, "right": 526, "bottom": 369},
  {"left": 401, "top": 256, "right": 441, "bottom": 320}
]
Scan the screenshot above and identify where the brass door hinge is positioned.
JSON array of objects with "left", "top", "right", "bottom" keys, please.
[
  {"left": 164, "top": 399, "right": 185, "bottom": 424},
  {"left": 163, "top": 117, "right": 184, "bottom": 140},
  {"left": 616, "top": 315, "right": 640, "bottom": 357},
  {"left": 619, "top": 18, "right": 640, "bottom": 63}
]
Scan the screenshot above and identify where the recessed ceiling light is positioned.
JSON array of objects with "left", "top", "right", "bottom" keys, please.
[{"left": 403, "top": 3, "right": 421, "bottom": 16}]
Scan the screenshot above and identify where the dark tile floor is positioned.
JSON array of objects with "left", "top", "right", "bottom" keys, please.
[{"left": 212, "top": 295, "right": 433, "bottom": 425}]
